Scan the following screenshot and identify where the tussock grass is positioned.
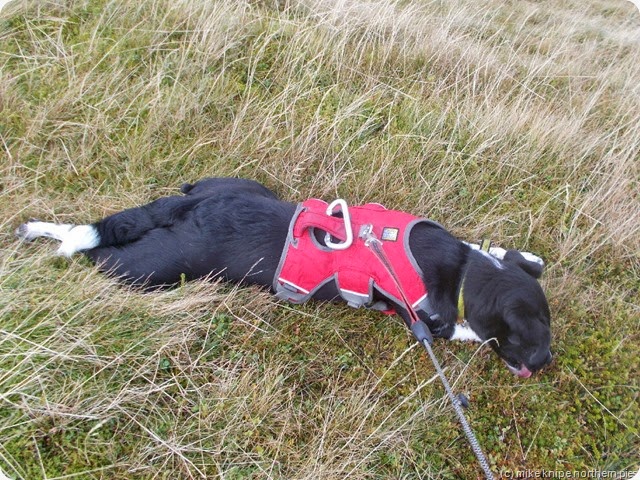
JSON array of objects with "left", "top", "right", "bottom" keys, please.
[{"left": 1, "top": 0, "right": 638, "bottom": 477}]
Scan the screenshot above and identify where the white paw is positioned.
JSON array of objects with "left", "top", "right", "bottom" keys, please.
[
  {"left": 464, "top": 242, "right": 507, "bottom": 259},
  {"left": 15, "top": 221, "right": 72, "bottom": 241},
  {"left": 15, "top": 222, "right": 38, "bottom": 241},
  {"left": 520, "top": 251, "right": 544, "bottom": 267},
  {"left": 16, "top": 221, "right": 99, "bottom": 257},
  {"left": 450, "top": 324, "right": 482, "bottom": 342}
]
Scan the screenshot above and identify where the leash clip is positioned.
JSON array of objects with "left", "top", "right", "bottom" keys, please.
[
  {"left": 324, "top": 199, "right": 353, "bottom": 250},
  {"left": 359, "top": 224, "right": 376, "bottom": 246}
]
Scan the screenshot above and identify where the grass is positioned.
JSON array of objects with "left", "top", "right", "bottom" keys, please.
[{"left": 0, "top": 0, "right": 638, "bottom": 477}]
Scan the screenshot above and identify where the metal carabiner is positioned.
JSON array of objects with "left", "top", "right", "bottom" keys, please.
[{"left": 324, "top": 199, "right": 353, "bottom": 250}]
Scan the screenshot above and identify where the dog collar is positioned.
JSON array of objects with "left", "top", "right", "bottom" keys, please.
[{"left": 457, "top": 239, "right": 491, "bottom": 322}]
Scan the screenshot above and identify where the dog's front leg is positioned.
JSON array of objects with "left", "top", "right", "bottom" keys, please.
[
  {"left": 396, "top": 305, "right": 482, "bottom": 343},
  {"left": 395, "top": 306, "right": 454, "bottom": 341},
  {"left": 463, "top": 241, "right": 544, "bottom": 267}
]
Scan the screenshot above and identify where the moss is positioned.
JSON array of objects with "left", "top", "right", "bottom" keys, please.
[{"left": 1, "top": 0, "right": 638, "bottom": 477}]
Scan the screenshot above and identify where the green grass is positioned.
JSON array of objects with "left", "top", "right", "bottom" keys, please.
[{"left": 1, "top": 0, "right": 639, "bottom": 478}]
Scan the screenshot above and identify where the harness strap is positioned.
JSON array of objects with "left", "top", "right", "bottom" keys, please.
[
  {"left": 364, "top": 232, "right": 422, "bottom": 324},
  {"left": 292, "top": 210, "right": 347, "bottom": 242}
]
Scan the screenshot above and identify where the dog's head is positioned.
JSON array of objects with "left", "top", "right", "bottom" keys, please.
[{"left": 465, "top": 250, "right": 552, "bottom": 377}]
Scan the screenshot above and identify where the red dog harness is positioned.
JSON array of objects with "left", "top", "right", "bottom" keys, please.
[{"left": 273, "top": 198, "right": 442, "bottom": 315}]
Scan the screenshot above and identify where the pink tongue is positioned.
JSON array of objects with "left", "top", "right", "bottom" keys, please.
[
  {"left": 507, "top": 363, "right": 532, "bottom": 378},
  {"left": 516, "top": 365, "right": 532, "bottom": 378}
]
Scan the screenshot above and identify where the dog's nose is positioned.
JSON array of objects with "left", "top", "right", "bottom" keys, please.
[{"left": 529, "top": 349, "right": 553, "bottom": 372}]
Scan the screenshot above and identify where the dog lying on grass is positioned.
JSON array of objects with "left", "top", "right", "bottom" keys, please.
[{"left": 16, "top": 177, "right": 552, "bottom": 378}]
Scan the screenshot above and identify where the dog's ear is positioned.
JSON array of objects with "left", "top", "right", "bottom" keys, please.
[
  {"left": 180, "top": 182, "right": 195, "bottom": 194},
  {"left": 504, "top": 250, "right": 544, "bottom": 279}
]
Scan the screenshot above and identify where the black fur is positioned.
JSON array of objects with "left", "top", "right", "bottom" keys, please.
[
  {"left": 37, "top": 178, "right": 555, "bottom": 376},
  {"left": 462, "top": 251, "right": 552, "bottom": 373}
]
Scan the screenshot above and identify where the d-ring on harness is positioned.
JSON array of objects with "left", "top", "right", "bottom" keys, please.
[
  {"left": 324, "top": 199, "right": 353, "bottom": 250},
  {"left": 330, "top": 200, "right": 496, "bottom": 479}
]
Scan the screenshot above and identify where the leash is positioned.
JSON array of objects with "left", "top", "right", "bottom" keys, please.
[{"left": 360, "top": 225, "right": 496, "bottom": 479}]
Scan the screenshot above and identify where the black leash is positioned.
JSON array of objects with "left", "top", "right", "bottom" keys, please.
[{"left": 362, "top": 228, "right": 496, "bottom": 479}]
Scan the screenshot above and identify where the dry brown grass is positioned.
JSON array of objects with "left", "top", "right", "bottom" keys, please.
[{"left": 1, "top": 0, "right": 638, "bottom": 478}]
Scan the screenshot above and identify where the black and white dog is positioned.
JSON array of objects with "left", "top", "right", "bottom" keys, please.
[{"left": 16, "top": 177, "right": 552, "bottom": 377}]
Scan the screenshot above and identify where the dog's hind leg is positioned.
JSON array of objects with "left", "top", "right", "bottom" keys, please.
[
  {"left": 92, "top": 195, "right": 206, "bottom": 247},
  {"left": 16, "top": 195, "right": 201, "bottom": 257},
  {"left": 16, "top": 221, "right": 73, "bottom": 242},
  {"left": 16, "top": 207, "right": 159, "bottom": 257},
  {"left": 16, "top": 221, "right": 100, "bottom": 257}
]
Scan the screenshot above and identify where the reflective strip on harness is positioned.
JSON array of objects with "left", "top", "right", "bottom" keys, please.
[{"left": 273, "top": 199, "right": 441, "bottom": 315}]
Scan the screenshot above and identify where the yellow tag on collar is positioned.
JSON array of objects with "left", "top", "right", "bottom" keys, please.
[
  {"left": 457, "top": 285, "right": 466, "bottom": 322},
  {"left": 457, "top": 239, "right": 492, "bottom": 322}
]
